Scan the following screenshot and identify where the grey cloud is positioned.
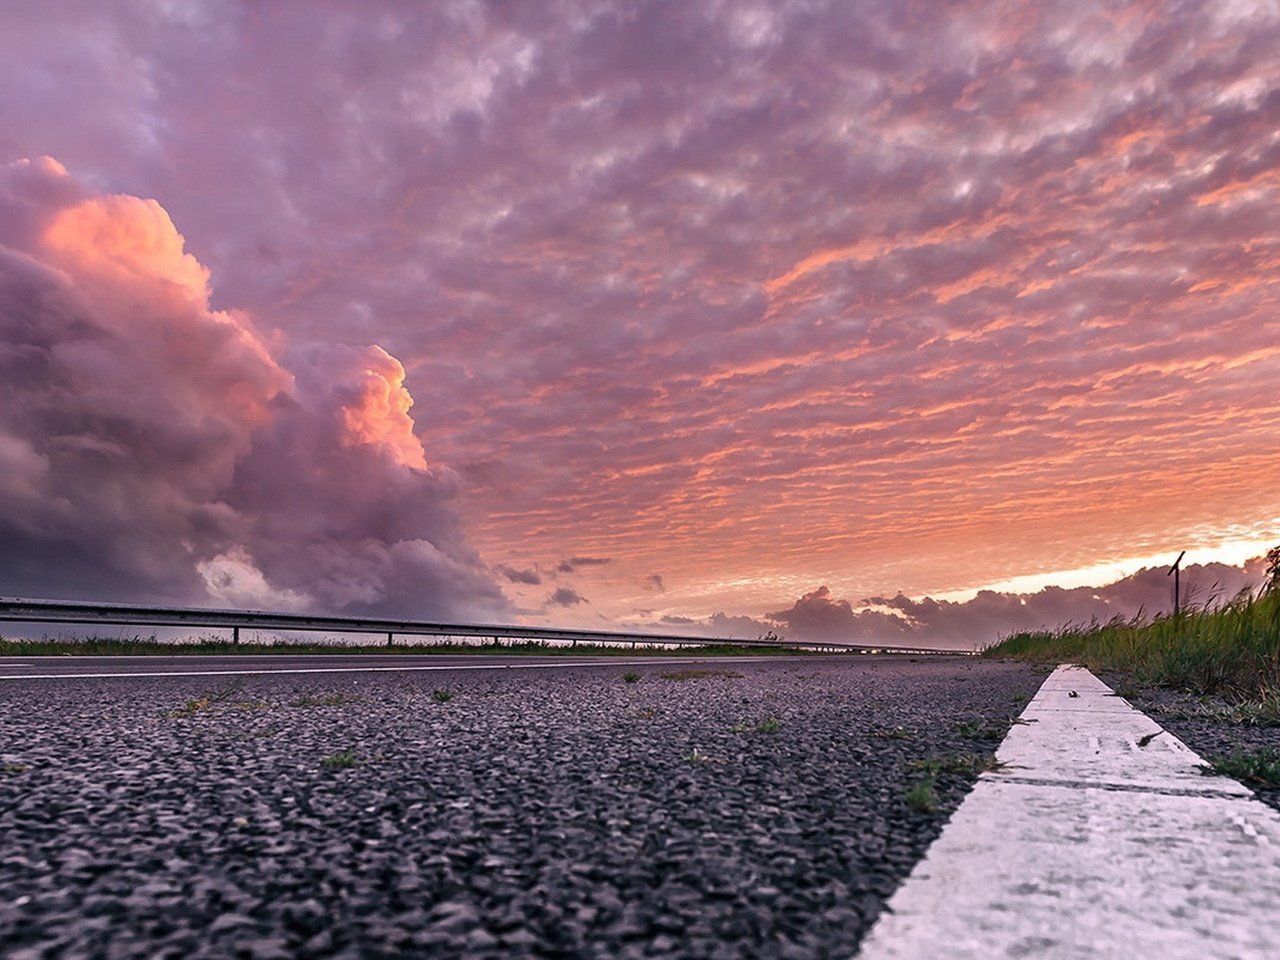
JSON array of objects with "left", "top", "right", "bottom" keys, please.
[
  {"left": 545, "top": 587, "right": 588, "bottom": 607},
  {"left": 496, "top": 564, "right": 542, "bottom": 585},
  {"left": 557, "top": 556, "right": 612, "bottom": 573}
]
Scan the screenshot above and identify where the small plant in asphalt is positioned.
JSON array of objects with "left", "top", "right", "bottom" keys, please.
[
  {"left": 164, "top": 696, "right": 213, "bottom": 718},
  {"left": 2, "top": 762, "right": 30, "bottom": 775},
  {"left": 321, "top": 750, "right": 359, "bottom": 770},
  {"left": 730, "top": 720, "right": 750, "bottom": 733},
  {"left": 162, "top": 684, "right": 242, "bottom": 718},
  {"left": 623, "top": 671, "right": 640, "bottom": 684},
  {"left": 432, "top": 688, "right": 454, "bottom": 703},
  {"left": 1206, "top": 748, "right": 1280, "bottom": 786},
  {"left": 756, "top": 716, "right": 781, "bottom": 734},
  {"left": 905, "top": 777, "right": 939, "bottom": 813},
  {"left": 683, "top": 747, "right": 726, "bottom": 764},
  {"left": 872, "top": 726, "right": 914, "bottom": 740},
  {"left": 955, "top": 719, "right": 1000, "bottom": 740}
]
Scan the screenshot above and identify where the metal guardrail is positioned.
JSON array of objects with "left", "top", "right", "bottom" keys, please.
[{"left": 0, "top": 597, "right": 971, "bottom": 656}]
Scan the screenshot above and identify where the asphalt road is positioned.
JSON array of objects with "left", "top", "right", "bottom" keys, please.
[{"left": 0, "top": 655, "right": 1050, "bottom": 958}]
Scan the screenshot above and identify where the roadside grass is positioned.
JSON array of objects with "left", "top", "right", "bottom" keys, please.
[
  {"left": 904, "top": 777, "right": 939, "bottom": 813},
  {"left": 984, "top": 586, "right": 1280, "bottom": 704},
  {"left": 290, "top": 692, "right": 359, "bottom": 707},
  {"left": 0, "top": 635, "right": 814, "bottom": 658},
  {"left": 1204, "top": 748, "right": 1280, "bottom": 787}
]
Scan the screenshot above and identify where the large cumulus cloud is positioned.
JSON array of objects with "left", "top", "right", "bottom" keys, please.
[{"left": 0, "top": 157, "right": 508, "bottom": 618}]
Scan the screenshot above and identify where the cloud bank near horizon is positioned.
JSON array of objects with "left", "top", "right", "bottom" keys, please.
[
  {"left": 652, "top": 556, "right": 1272, "bottom": 649},
  {"left": 0, "top": 158, "right": 509, "bottom": 619}
]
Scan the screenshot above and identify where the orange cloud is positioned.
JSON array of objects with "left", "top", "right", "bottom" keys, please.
[
  {"left": 339, "top": 345, "right": 429, "bottom": 470},
  {"left": 43, "top": 195, "right": 211, "bottom": 308}
]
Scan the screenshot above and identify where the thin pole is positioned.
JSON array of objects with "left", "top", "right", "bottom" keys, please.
[{"left": 1167, "top": 550, "right": 1185, "bottom": 616}]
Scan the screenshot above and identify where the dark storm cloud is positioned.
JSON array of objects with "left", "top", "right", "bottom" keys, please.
[{"left": 0, "top": 158, "right": 508, "bottom": 619}]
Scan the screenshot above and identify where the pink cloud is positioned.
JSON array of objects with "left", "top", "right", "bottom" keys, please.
[{"left": 0, "top": 158, "right": 507, "bottom": 619}]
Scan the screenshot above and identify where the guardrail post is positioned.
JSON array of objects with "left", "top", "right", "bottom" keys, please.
[
  {"left": 387, "top": 631, "right": 393, "bottom": 648},
  {"left": 232, "top": 626, "right": 240, "bottom": 645}
]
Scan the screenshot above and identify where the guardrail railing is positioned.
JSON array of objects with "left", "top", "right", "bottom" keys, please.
[{"left": 0, "top": 597, "right": 971, "bottom": 655}]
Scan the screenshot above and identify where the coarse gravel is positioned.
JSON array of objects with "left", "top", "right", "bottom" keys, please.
[{"left": 0, "top": 656, "right": 1051, "bottom": 958}]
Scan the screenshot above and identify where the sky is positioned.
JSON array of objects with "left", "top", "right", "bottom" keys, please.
[{"left": 2, "top": 0, "right": 1278, "bottom": 648}]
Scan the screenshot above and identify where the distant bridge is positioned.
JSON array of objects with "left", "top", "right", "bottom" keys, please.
[{"left": 0, "top": 597, "right": 971, "bottom": 656}]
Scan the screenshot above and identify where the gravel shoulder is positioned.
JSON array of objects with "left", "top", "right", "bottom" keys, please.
[{"left": 0, "top": 656, "right": 1050, "bottom": 958}]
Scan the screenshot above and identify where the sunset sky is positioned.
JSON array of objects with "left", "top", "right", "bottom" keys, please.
[{"left": 2, "top": 1, "right": 1278, "bottom": 648}]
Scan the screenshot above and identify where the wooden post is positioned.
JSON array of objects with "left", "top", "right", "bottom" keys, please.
[{"left": 1167, "top": 550, "right": 1186, "bottom": 615}]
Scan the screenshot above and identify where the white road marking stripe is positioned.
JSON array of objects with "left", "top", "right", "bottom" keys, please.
[
  {"left": 857, "top": 664, "right": 1280, "bottom": 959},
  {"left": 0, "top": 655, "right": 784, "bottom": 680}
]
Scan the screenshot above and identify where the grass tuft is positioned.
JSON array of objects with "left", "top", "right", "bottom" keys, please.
[
  {"left": 622, "top": 671, "right": 641, "bottom": 684},
  {"left": 904, "top": 777, "right": 939, "bottom": 813},
  {"left": 164, "top": 696, "right": 213, "bottom": 718},
  {"left": 755, "top": 716, "right": 781, "bottom": 734},
  {"left": 320, "top": 750, "right": 359, "bottom": 770},
  {"left": 432, "top": 688, "right": 454, "bottom": 703},
  {"left": 2, "top": 762, "right": 30, "bottom": 775}
]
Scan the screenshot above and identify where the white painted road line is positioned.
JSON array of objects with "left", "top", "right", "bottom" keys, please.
[
  {"left": 0, "top": 655, "right": 784, "bottom": 681},
  {"left": 857, "top": 664, "right": 1280, "bottom": 960}
]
